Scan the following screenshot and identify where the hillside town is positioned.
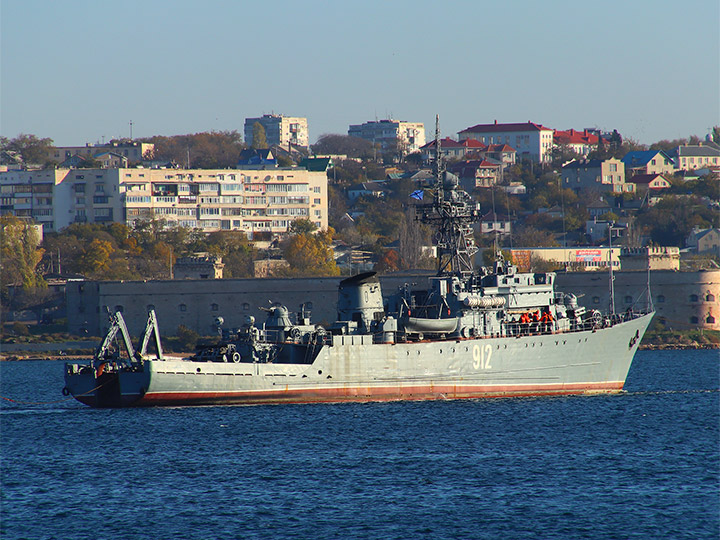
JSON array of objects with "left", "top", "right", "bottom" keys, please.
[{"left": 1, "top": 114, "right": 719, "bottom": 340}]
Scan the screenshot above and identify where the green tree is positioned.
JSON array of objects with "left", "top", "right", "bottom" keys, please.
[
  {"left": 289, "top": 218, "right": 317, "bottom": 235},
  {"left": 251, "top": 122, "right": 268, "bottom": 149},
  {"left": 0, "top": 134, "right": 54, "bottom": 165},
  {"left": 0, "top": 215, "right": 46, "bottom": 291}
]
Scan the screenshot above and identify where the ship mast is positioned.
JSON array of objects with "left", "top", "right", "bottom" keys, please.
[{"left": 416, "top": 116, "right": 481, "bottom": 277}]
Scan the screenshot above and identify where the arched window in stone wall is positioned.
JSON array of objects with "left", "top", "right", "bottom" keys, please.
[
  {"left": 707, "top": 315, "right": 716, "bottom": 324},
  {"left": 706, "top": 294, "right": 715, "bottom": 303},
  {"left": 689, "top": 294, "right": 698, "bottom": 302},
  {"left": 690, "top": 316, "right": 699, "bottom": 324}
]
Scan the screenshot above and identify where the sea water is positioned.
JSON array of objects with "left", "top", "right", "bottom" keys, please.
[{"left": 1, "top": 349, "right": 718, "bottom": 540}]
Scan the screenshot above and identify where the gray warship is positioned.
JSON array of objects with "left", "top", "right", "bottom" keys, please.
[{"left": 64, "top": 135, "right": 654, "bottom": 408}]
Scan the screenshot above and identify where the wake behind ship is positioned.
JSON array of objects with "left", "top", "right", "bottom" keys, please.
[{"left": 64, "top": 132, "right": 654, "bottom": 408}]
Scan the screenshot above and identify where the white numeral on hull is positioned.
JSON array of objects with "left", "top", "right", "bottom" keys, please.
[{"left": 472, "top": 344, "right": 492, "bottom": 369}]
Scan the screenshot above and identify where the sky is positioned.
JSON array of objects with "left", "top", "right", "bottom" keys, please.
[{"left": 1, "top": 0, "right": 718, "bottom": 147}]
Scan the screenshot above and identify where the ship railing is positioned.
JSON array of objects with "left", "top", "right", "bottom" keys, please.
[{"left": 503, "top": 308, "right": 649, "bottom": 338}]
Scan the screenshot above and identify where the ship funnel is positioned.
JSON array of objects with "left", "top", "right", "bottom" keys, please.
[{"left": 337, "top": 272, "right": 384, "bottom": 328}]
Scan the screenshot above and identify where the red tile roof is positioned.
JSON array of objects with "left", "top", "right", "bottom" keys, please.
[
  {"left": 486, "top": 143, "right": 516, "bottom": 152},
  {"left": 553, "top": 129, "right": 599, "bottom": 145},
  {"left": 459, "top": 121, "right": 551, "bottom": 134}
]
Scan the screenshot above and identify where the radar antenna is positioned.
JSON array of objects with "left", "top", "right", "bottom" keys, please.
[{"left": 415, "top": 115, "right": 480, "bottom": 277}]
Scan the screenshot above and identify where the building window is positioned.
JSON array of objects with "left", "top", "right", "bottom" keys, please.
[
  {"left": 114, "top": 305, "right": 124, "bottom": 313},
  {"left": 179, "top": 304, "right": 187, "bottom": 312},
  {"left": 147, "top": 304, "right": 155, "bottom": 312},
  {"left": 211, "top": 303, "right": 219, "bottom": 312},
  {"left": 689, "top": 294, "right": 698, "bottom": 302},
  {"left": 624, "top": 296, "right": 633, "bottom": 304},
  {"left": 706, "top": 294, "right": 715, "bottom": 302},
  {"left": 707, "top": 315, "right": 716, "bottom": 324},
  {"left": 657, "top": 295, "right": 665, "bottom": 303},
  {"left": 242, "top": 303, "right": 250, "bottom": 311},
  {"left": 690, "top": 316, "right": 699, "bottom": 324},
  {"left": 592, "top": 296, "right": 600, "bottom": 304}
]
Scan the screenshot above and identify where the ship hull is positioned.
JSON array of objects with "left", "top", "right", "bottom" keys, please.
[{"left": 65, "top": 313, "right": 652, "bottom": 408}]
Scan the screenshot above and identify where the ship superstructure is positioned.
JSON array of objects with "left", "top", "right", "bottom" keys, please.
[{"left": 64, "top": 124, "right": 653, "bottom": 408}]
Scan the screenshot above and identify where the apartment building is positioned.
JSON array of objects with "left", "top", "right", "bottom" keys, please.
[
  {"left": 46, "top": 140, "right": 154, "bottom": 165},
  {"left": 561, "top": 158, "right": 633, "bottom": 194},
  {"left": 348, "top": 119, "right": 426, "bottom": 156},
  {"left": 458, "top": 121, "right": 554, "bottom": 164},
  {"left": 244, "top": 114, "right": 309, "bottom": 149},
  {"left": 0, "top": 167, "right": 328, "bottom": 237}
]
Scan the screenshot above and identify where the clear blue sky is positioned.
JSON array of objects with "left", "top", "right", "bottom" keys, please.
[{"left": 2, "top": 0, "right": 718, "bottom": 146}]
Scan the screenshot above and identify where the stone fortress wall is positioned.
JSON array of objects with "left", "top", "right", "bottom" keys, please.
[{"left": 67, "top": 270, "right": 719, "bottom": 337}]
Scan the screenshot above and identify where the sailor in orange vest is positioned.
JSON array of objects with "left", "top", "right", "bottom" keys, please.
[
  {"left": 519, "top": 312, "right": 530, "bottom": 334},
  {"left": 540, "top": 308, "right": 555, "bottom": 333}
]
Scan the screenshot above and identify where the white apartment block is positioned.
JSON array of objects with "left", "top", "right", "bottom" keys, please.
[
  {"left": 0, "top": 167, "right": 328, "bottom": 237},
  {"left": 244, "top": 114, "right": 309, "bottom": 148},
  {"left": 458, "top": 121, "right": 554, "bottom": 164},
  {"left": 348, "top": 119, "right": 426, "bottom": 155}
]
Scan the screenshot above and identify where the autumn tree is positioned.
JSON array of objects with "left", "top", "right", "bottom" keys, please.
[
  {"left": 281, "top": 221, "right": 339, "bottom": 276},
  {"left": 397, "top": 208, "right": 433, "bottom": 270},
  {"left": 311, "top": 134, "right": 374, "bottom": 159},
  {"left": 142, "top": 131, "right": 245, "bottom": 168}
]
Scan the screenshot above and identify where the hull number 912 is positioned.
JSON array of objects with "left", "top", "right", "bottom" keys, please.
[{"left": 472, "top": 344, "right": 492, "bottom": 370}]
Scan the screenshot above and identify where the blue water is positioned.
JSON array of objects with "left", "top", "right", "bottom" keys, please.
[{"left": 1, "top": 350, "right": 718, "bottom": 540}]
